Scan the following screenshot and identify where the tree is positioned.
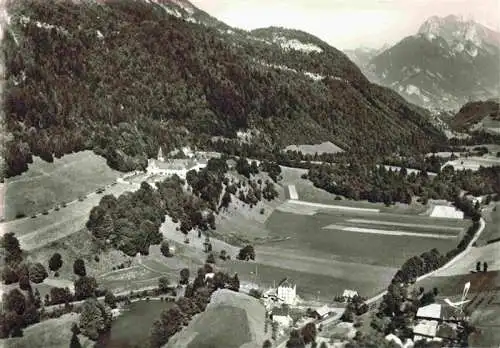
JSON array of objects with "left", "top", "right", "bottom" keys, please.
[
  {"left": 70, "top": 330, "right": 83, "bottom": 348},
  {"left": 237, "top": 245, "right": 255, "bottom": 261},
  {"left": 286, "top": 329, "right": 305, "bottom": 347},
  {"left": 49, "top": 287, "right": 73, "bottom": 305},
  {"left": 74, "top": 276, "right": 98, "bottom": 301},
  {"left": 180, "top": 268, "right": 190, "bottom": 285},
  {"left": 150, "top": 319, "right": 168, "bottom": 348},
  {"left": 73, "top": 259, "right": 87, "bottom": 277},
  {"left": 22, "top": 302, "right": 39, "bottom": 326},
  {"left": 263, "top": 339, "right": 272, "bottom": 348},
  {"left": 29, "top": 263, "right": 48, "bottom": 283},
  {"left": 206, "top": 253, "right": 216, "bottom": 264},
  {"left": 48, "top": 253, "right": 63, "bottom": 272},
  {"left": 301, "top": 322, "right": 317, "bottom": 345},
  {"left": 5, "top": 289, "right": 26, "bottom": 315},
  {"left": 219, "top": 249, "right": 227, "bottom": 260},
  {"left": 158, "top": 276, "right": 170, "bottom": 292},
  {"left": 319, "top": 343, "right": 328, "bottom": 348},
  {"left": 104, "top": 291, "right": 117, "bottom": 309},
  {"left": 1, "top": 233, "right": 23, "bottom": 265},
  {"left": 229, "top": 273, "right": 240, "bottom": 292},
  {"left": 2, "top": 266, "right": 19, "bottom": 284},
  {"left": 160, "top": 240, "right": 172, "bottom": 257},
  {"left": 18, "top": 275, "right": 31, "bottom": 291},
  {"left": 79, "top": 298, "right": 112, "bottom": 340}
]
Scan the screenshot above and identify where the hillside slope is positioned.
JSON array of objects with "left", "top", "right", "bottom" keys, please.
[
  {"left": 2, "top": 0, "right": 445, "bottom": 178},
  {"left": 451, "top": 100, "right": 500, "bottom": 132},
  {"left": 165, "top": 289, "right": 266, "bottom": 348}
]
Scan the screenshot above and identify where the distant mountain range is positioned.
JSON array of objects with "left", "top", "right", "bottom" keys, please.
[
  {"left": 3, "top": 0, "right": 446, "bottom": 177},
  {"left": 345, "top": 15, "right": 500, "bottom": 113}
]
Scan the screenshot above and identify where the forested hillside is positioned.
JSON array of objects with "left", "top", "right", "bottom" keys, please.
[
  {"left": 451, "top": 100, "right": 500, "bottom": 131},
  {"left": 2, "top": 0, "right": 446, "bottom": 178}
]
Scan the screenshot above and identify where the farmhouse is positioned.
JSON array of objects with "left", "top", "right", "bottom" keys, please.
[
  {"left": 413, "top": 303, "right": 462, "bottom": 342},
  {"left": 277, "top": 280, "right": 297, "bottom": 306},
  {"left": 416, "top": 303, "right": 442, "bottom": 320}
]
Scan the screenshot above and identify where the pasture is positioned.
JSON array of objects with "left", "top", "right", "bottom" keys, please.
[
  {"left": 2, "top": 313, "right": 93, "bottom": 348},
  {"left": 220, "top": 205, "right": 469, "bottom": 300},
  {"left": 284, "top": 141, "right": 344, "bottom": 154},
  {"left": 265, "top": 210, "right": 467, "bottom": 267},
  {"left": 442, "top": 155, "right": 500, "bottom": 171},
  {"left": 2, "top": 182, "right": 137, "bottom": 250},
  {"left": 166, "top": 289, "right": 268, "bottom": 348},
  {"left": 2, "top": 151, "right": 120, "bottom": 221}
]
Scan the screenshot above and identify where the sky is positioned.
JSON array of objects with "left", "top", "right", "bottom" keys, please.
[{"left": 189, "top": 0, "right": 500, "bottom": 50}]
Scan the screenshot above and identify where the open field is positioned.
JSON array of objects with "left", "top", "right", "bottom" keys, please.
[
  {"left": 279, "top": 167, "right": 429, "bottom": 215},
  {"left": 265, "top": 210, "right": 467, "bottom": 267},
  {"left": 166, "top": 289, "right": 268, "bottom": 348},
  {"left": 217, "top": 206, "right": 469, "bottom": 300},
  {"left": 284, "top": 141, "right": 344, "bottom": 154},
  {"left": 1, "top": 182, "right": 138, "bottom": 250},
  {"left": 3, "top": 313, "right": 93, "bottom": 348},
  {"left": 443, "top": 155, "right": 500, "bottom": 171},
  {"left": 2, "top": 151, "right": 121, "bottom": 221}
]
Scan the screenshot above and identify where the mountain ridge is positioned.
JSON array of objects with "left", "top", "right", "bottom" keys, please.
[
  {"left": 347, "top": 15, "right": 500, "bottom": 113},
  {"left": 2, "top": 0, "right": 445, "bottom": 178}
]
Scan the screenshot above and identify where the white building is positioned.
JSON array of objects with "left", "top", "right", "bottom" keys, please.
[
  {"left": 277, "top": 280, "right": 297, "bottom": 306},
  {"left": 343, "top": 289, "right": 359, "bottom": 301},
  {"left": 146, "top": 148, "right": 207, "bottom": 178}
]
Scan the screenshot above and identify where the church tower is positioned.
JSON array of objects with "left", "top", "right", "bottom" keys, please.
[{"left": 158, "top": 146, "right": 165, "bottom": 162}]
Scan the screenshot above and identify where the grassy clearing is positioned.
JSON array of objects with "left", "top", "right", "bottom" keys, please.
[
  {"left": 27, "top": 229, "right": 131, "bottom": 281},
  {"left": 443, "top": 155, "right": 500, "bottom": 171},
  {"left": 167, "top": 289, "right": 266, "bottom": 348},
  {"left": 4, "top": 182, "right": 136, "bottom": 249},
  {"left": 3, "top": 151, "right": 120, "bottom": 220},
  {"left": 264, "top": 210, "right": 465, "bottom": 267},
  {"left": 284, "top": 141, "right": 344, "bottom": 154},
  {"left": 223, "top": 259, "right": 393, "bottom": 300},
  {"left": 3, "top": 313, "right": 93, "bottom": 348}
]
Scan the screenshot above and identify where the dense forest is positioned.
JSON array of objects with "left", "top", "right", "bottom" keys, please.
[
  {"left": 86, "top": 158, "right": 279, "bottom": 256},
  {"left": 3, "top": 0, "right": 446, "bottom": 178},
  {"left": 306, "top": 161, "right": 500, "bottom": 206}
]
